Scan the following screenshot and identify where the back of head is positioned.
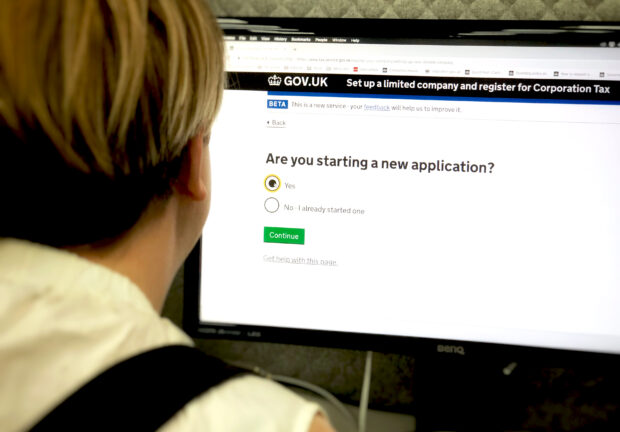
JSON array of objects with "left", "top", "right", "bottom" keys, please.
[{"left": 0, "top": 0, "right": 223, "bottom": 247}]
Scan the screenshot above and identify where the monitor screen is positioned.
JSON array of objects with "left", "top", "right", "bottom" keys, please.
[{"left": 185, "top": 19, "right": 620, "bottom": 359}]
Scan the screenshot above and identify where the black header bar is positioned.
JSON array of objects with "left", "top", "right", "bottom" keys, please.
[{"left": 228, "top": 72, "right": 620, "bottom": 103}]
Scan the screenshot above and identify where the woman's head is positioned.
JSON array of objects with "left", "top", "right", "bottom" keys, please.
[{"left": 0, "top": 0, "right": 223, "bottom": 246}]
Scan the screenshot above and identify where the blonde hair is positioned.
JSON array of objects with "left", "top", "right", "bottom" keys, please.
[
  {"left": 0, "top": 0, "right": 223, "bottom": 174},
  {"left": 0, "top": 0, "right": 224, "bottom": 245}
]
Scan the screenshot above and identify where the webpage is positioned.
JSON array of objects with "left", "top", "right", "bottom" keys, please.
[{"left": 200, "top": 42, "right": 620, "bottom": 354}]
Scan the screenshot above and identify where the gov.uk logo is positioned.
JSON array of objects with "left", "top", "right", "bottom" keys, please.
[
  {"left": 268, "top": 75, "right": 282, "bottom": 86},
  {"left": 267, "top": 99, "right": 288, "bottom": 109}
]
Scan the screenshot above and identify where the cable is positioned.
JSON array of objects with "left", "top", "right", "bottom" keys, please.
[
  {"left": 228, "top": 361, "right": 358, "bottom": 432},
  {"left": 358, "top": 351, "right": 373, "bottom": 432},
  {"left": 270, "top": 373, "right": 358, "bottom": 431}
]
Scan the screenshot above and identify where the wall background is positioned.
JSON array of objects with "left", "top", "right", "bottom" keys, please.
[
  {"left": 163, "top": 1, "right": 620, "bottom": 429},
  {"left": 207, "top": 0, "right": 620, "bottom": 20}
]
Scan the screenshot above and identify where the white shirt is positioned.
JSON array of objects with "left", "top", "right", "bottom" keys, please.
[{"left": 0, "top": 239, "right": 321, "bottom": 431}]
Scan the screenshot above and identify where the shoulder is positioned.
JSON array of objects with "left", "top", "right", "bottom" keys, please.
[{"left": 160, "top": 375, "right": 325, "bottom": 432}]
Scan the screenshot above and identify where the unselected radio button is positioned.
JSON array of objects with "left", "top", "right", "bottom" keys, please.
[{"left": 264, "top": 198, "right": 280, "bottom": 213}]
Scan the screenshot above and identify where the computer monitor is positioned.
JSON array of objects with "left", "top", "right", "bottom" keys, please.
[{"left": 184, "top": 18, "right": 620, "bottom": 364}]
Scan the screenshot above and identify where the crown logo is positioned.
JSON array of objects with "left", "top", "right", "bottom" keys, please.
[{"left": 268, "top": 75, "right": 282, "bottom": 86}]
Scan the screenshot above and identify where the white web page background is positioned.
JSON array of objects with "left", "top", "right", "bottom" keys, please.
[
  {"left": 199, "top": 42, "right": 620, "bottom": 354},
  {"left": 201, "top": 90, "right": 620, "bottom": 354}
]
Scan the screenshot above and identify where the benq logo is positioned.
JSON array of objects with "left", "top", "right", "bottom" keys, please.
[
  {"left": 267, "top": 99, "right": 288, "bottom": 109},
  {"left": 268, "top": 75, "right": 282, "bottom": 86},
  {"left": 437, "top": 344, "right": 466, "bottom": 356},
  {"left": 282, "top": 76, "right": 328, "bottom": 88}
]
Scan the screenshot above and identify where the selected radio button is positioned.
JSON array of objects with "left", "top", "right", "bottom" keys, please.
[{"left": 264, "top": 174, "right": 281, "bottom": 192}]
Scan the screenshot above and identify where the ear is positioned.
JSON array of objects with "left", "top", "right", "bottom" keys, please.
[{"left": 175, "top": 132, "right": 208, "bottom": 201}]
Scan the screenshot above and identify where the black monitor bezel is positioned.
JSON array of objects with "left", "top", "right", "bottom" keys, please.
[{"left": 183, "top": 18, "right": 620, "bottom": 366}]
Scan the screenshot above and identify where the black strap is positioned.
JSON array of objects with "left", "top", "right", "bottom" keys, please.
[{"left": 30, "top": 345, "right": 246, "bottom": 432}]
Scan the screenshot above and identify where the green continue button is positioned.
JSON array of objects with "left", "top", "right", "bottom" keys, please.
[{"left": 264, "top": 226, "right": 305, "bottom": 245}]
